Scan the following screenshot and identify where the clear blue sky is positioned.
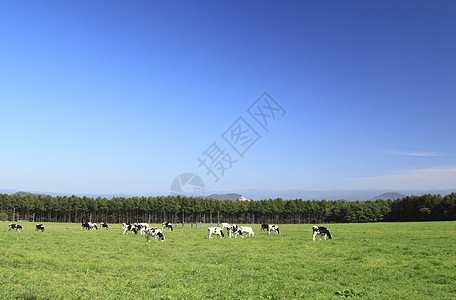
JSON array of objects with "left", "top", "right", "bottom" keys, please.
[{"left": 1, "top": 1, "right": 455, "bottom": 195}]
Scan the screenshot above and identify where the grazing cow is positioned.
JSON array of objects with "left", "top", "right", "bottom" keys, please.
[
  {"left": 239, "top": 226, "right": 254, "bottom": 237},
  {"left": 208, "top": 227, "right": 224, "bottom": 239},
  {"left": 312, "top": 225, "right": 332, "bottom": 241},
  {"left": 100, "top": 222, "right": 109, "bottom": 230},
  {"left": 226, "top": 224, "right": 244, "bottom": 238},
  {"left": 162, "top": 222, "right": 173, "bottom": 231},
  {"left": 145, "top": 228, "right": 165, "bottom": 242},
  {"left": 122, "top": 223, "right": 137, "bottom": 235},
  {"left": 122, "top": 223, "right": 129, "bottom": 230},
  {"left": 82, "top": 222, "right": 97, "bottom": 230},
  {"left": 134, "top": 223, "right": 150, "bottom": 235},
  {"left": 9, "top": 223, "right": 23, "bottom": 232},
  {"left": 267, "top": 225, "right": 280, "bottom": 235},
  {"left": 35, "top": 224, "right": 45, "bottom": 232},
  {"left": 261, "top": 224, "right": 269, "bottom": 231}
]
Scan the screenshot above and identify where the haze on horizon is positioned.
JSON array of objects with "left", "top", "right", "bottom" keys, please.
[{"left": 1, "top": 1, "right": 455, "bottom": 196}]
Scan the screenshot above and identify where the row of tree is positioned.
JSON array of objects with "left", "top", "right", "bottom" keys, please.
[{"left": 0, "top": 193, "right": 455, "bottom": 224}]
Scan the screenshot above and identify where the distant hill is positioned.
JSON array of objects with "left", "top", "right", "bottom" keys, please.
[
  {"left": 372, "top": 192, "right": 406, "bottom": 200},
  {"left": 206, "top": 193, "right": 242, "bottom": 201},
  {"left": 14, "top": 191, "right": 35, "bottom": 196},
  {"left": 14, "top": 191, "right": 45, "bottom": 196},
  {"left": 2, "top": 188, "right": 456, "bottom": 201}
]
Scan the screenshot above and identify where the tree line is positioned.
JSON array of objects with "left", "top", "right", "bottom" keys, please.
[{"left": 0, "top": 193, "right": 455, "bottom": 224}]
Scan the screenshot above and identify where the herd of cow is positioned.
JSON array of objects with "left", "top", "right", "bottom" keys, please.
[
  {"left": 81, "top": 222, "right": 109, "bottom": 230},
  {"left": 120, "top": 222, "right": 172, "bottom": 242},
  {"left": 7, "top": 222, "right": 333, "bottom": 241},
  {"left": 8, "top": 223, "right": 44, "bottom": 232},
  {"left": 207, "top": 223, "right": 278, "bottom": 239}
]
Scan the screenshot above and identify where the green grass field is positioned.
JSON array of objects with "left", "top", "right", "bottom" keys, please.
[{"left": 1, "top": 222, "right": 455, "bottom": 299}]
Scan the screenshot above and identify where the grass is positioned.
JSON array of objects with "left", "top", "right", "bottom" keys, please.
[{"left": 0, "top": 222, "right": 455, "bottom": 299}]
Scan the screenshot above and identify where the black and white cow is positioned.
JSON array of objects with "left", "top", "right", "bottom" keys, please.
[
  {"left": 267, "top": 225, "right": 280, "bottom": 235},
  {"left": 35, "top": 224, "right": 45, "bottom": 232},
  {"left": 9, "top": 223, "right": 23, "bottom": 232},
  {"left": 261, "top": 224, "right": 280, "bottom": 234},
  {"left": 145, "top": 227, "right": 165, "bottom": 242},
  {"left": 312, "top": 225, "right": 332, "bottom": 241},
  {"left": 100, "top": 222, "right": 109, "bottom": 230},
  {"left": 226, "top": 224, "right": 244, "bottom": 238},
  {"left": 122, "top": 223, "right": 137, "bottom": 235},
  {"left": 122, "top": 223, "right": 128, "bottom": 231},
  {"left": 208, "top": 227, "right": 224, "bottom": 239},
  {"left": 162, "top": 222, "right": 173, "bottom": 231},
  {"left": 81, "top": 222, "right": 97, "bottom": 230},
  {"left": 135, "top": 223, "right": 150, "bottom": 235}
]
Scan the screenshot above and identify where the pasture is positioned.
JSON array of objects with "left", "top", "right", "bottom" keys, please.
[{"left": 1, "top": 222, "right": 455, "bottom": 299}]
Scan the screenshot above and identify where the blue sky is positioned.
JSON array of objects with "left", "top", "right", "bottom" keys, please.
[{"left": 1, "top": 1, "right": 455, "bottom": 196}]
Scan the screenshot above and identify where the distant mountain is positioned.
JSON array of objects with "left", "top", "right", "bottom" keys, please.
[
  {"left": 1, "top": 188, "right": 455, "bottom": 202},
  {"left": 14, "top": 191, "right": 35, "bottom": 196},
  {"left": 371, "top": 192, "right": 406, "bottom": 200},
  {"left": 13, "top": 191, "right": 48, "bottom": 197},
  {"left": 0, "top": 189, "right": 169, "bottom": 199},
  {"left": 233, "top": 189, "right": 456, "bottom": 201},
  {"left": 235, "top": 189, "right": 385, "bottom": 201},
  {"left": 0, "top": 189, "right": 21, "bottom": 195},
  {"left": 206, "top": 193, "right": 242, "bottom": 201}
]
